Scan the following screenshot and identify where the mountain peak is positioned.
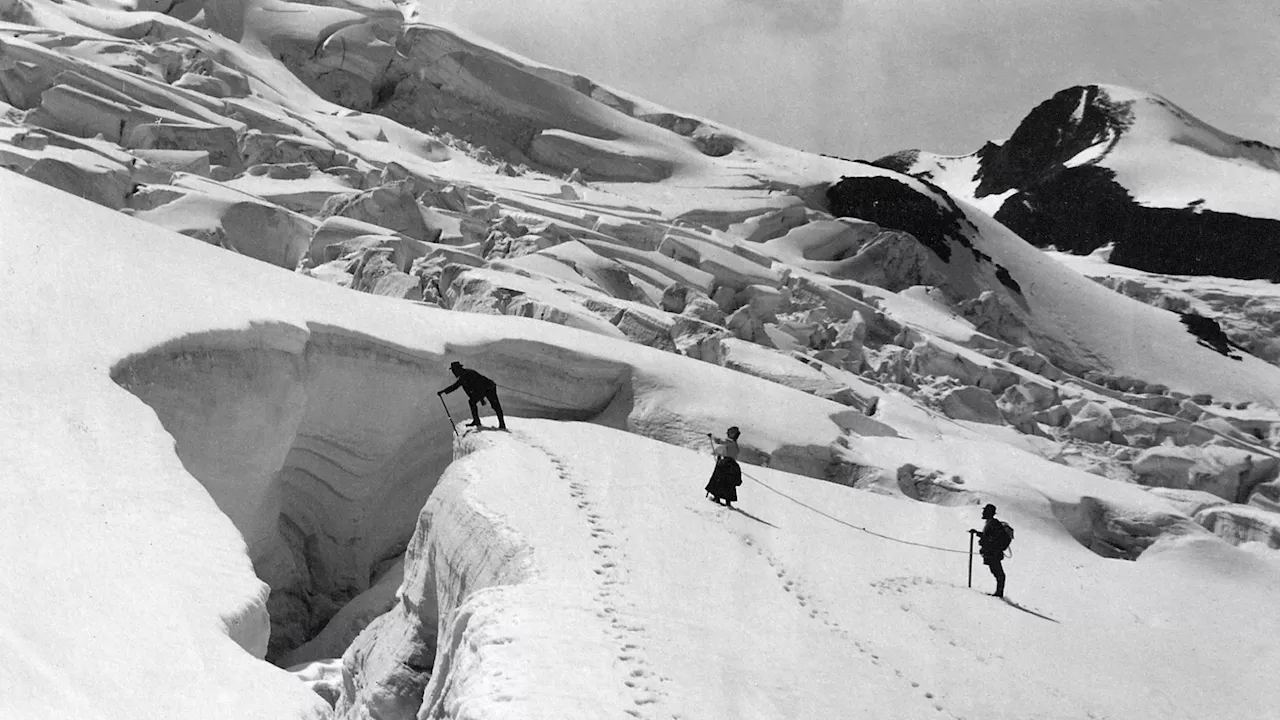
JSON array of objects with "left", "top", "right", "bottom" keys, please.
[
  {"left": 876, "top": 83, "right": 1280, "bottom": 280},
  {"left": 972, "top": 84, "right": 1133, "bottom": 196}
]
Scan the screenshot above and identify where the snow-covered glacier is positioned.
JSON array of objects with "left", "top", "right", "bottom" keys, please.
[{"left": 5, "top": 0, "right": 1280, "bottom": 717}]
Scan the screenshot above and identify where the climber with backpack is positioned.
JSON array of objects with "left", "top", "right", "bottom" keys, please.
[{"left": 969, "top": 503, "right": 1013, "bottom": 597}]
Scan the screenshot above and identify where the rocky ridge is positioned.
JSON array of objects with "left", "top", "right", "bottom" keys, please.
[{"left": 877, "top": 84, "right": 1280, "bottom": 281}]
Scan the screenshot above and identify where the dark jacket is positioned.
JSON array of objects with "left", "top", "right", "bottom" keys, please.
[
  {"left": 978, "top": 517, "right": 1009, "bottom": 559},
  {"left": 442, "top": 369, "right": 496, "bottom": 400}
]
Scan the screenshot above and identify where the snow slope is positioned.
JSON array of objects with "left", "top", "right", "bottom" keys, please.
[
  {"left": 354, "top": 420, "right": 1280, "bottom": 719},
  {"left": 1085, "top": 85, "right": 1280, "bottom": 219},
  {"left": 1048, "top": 248, "right": 1280, "bottom": 365},
  {"left": 7, "top": 166, "right": 1280, "bottom": 718},
  {"left": 0, "top": 169, "right": 886, "bottom": 716},
  {"left": 0, "top": 184, "right": 329, "bottom": 718},
  {"left": 3, "top": 2, "right": 1280, "bottom": 719},
  {"left": 825, "top": 168, "right": 1280, "bottom": 402}
]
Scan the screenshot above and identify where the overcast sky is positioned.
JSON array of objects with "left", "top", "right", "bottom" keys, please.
[{"left": 421, "top": 0, "right": 1280, "bottom": 159}]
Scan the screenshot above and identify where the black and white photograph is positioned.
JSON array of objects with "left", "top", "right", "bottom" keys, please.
[{"left": 2, "top": 0, "right": 1278, "bottom": 717}]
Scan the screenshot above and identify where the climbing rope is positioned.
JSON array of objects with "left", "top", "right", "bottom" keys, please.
[
  {"left": 449, "top": 367, "right": 971, "bottom": 556},
  {"left": 493, "top": 381, "right": 589, "bottom": 410},
  {"left": 737, "top": 467, "right": 971, "bottom": 555}
]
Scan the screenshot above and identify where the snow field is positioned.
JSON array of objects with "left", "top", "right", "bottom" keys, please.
[
  {"left": 2, "top": 2, "right": 1279, "bottom": 717},
  {"left": 0, "top": 350, "right": 331, "bottom": 720},
  {"left": 360, "top": 420, "right": 1280, "bottom": 719},
  {"left": 1097, "top": 87, "right": 1280, "bottom": 220},
  {"left": 0, "top": 171, "right": 910, "bottom": 716}
]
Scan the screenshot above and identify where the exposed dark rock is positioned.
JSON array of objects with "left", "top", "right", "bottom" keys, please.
[
  {"left": 869, "top": 149, "right": 918, "bottom": 175},
  {"left": 992, "top": 165, "right": 1280, "bottom": 281},
  {"left": 875, "top": 84, "right": 1280, "bottom": 281},
  {"left": 972, "top": 85, "right": 1129, "bottom": 197},
  {"left": 825, "top": 175, "right": 974, "bottom": 263},
  {"left": 1179, "top": 312, "right": 1245, "bottom": 360},
  {"left": 995, "top": 264, "right": 1021, "bottom": 293}
]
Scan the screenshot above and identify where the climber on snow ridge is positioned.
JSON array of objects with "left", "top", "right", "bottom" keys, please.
[{"left": 438, "top": 360, "right": 507, "bottom": 431}]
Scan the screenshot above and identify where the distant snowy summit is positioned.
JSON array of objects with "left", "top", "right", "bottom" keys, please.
[{"left": 874, "top": 84, "right": 1280, "bottom": 281}]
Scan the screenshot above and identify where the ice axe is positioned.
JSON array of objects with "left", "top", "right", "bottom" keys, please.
[
  {"left": 439, "top": 393, "right": 458, "bottom": 437},
  {"left": 705, "top": 433, "right": 716, "bottom": 499},
  {"left": 967, "top": 530, "right": 975, "bottom": 588}
]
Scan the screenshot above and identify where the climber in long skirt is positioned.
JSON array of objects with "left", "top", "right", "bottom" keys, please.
[{"left": 705, "top": 426, "right": 743, "bottom": 507}]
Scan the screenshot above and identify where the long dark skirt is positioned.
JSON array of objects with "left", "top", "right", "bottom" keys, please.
[{"left": 705, "top": 457, "right": 742, "bottom": 502}]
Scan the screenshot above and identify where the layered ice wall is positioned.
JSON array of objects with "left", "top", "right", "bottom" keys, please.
[
  {"left": 110, "top": 319, "right": 639, "bottom": 659},
  {"left": 114, "top": 332, "right": 456, "bottom": 660},
  {"left": 335, "top": 431, "right": 540, "bottom": 719}
]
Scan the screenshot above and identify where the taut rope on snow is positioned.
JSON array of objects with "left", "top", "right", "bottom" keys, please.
[
  {"left": 738, "top": 468, "right": 971, "bottom": 555},
  {"left": 493, "top": 381, "right": 588, "bottom": 410},
  {"left": 450, "top": 372, "right": 970, "bottom": 555}
]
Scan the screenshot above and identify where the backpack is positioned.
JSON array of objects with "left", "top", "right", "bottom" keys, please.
[{"left": 994, "top": 521, "right": 1014, "bottom": 556}]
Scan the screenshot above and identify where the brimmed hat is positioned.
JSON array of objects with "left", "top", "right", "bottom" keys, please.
[
  {"left": 727, "top": 426, "right": 741, "bottom": 437},
  {"left": 450, "top": 361, "right": 464, "bottom": 370},
  {"left": 982, "top": 503, "right": 997, "bottom": 515}
]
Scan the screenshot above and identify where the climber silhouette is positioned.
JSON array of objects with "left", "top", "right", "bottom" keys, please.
[
  {"left": 970, "top": 504, "right": 1010, "bottom": 597},
  {"left": 438, "top": 361, "right": 506, "bottom": 430},
  {"left": 704, "top": 426, "right": 743, "bottom": 507}
]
